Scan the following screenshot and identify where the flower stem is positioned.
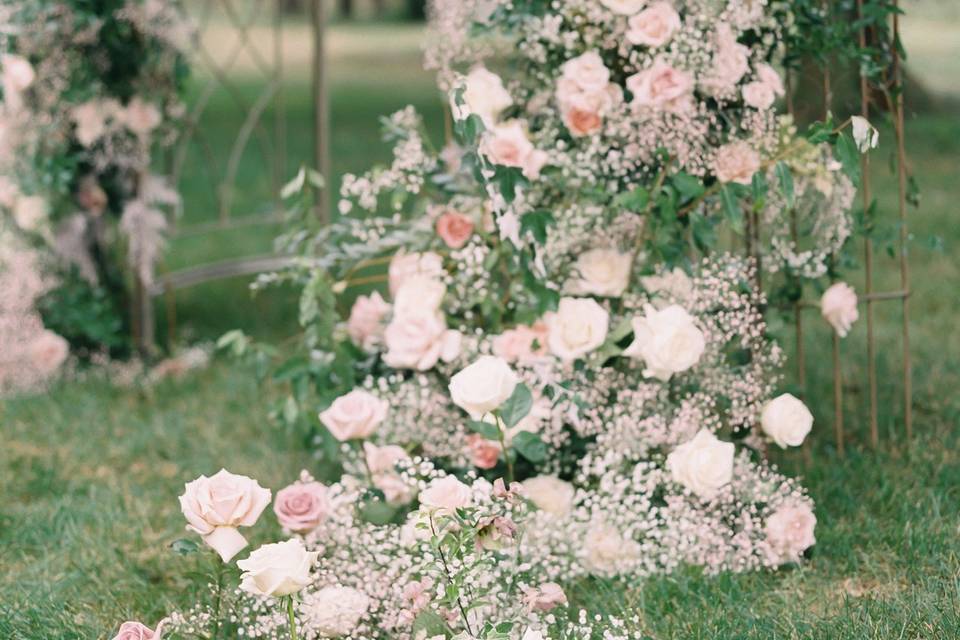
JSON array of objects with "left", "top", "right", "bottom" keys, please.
[
  {"left": 493, "top": 413, "right": 514, "bottom": 484},
  {"left": 286, "top": 596, "right": 299, "bottom": 640}
]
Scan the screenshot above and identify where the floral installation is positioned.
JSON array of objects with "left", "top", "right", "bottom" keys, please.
[{"left": 0, "top": 0, "right": 190, "bottom": 364}]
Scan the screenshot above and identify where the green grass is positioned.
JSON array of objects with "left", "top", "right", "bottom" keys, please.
[{"left": 2, "top": 23, "right": 960, "bottom": 640}]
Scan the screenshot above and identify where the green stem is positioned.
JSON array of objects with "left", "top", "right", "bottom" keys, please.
[
  {"left": 493, "top": 413, "right": 514, "bottom": 484},
  {"left": 286, "top": 596, "right": 299, "bottom": 640}
]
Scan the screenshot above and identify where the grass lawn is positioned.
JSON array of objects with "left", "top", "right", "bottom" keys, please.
[{"left": 2, "top": 22, "right": 960, "bottom": 640}]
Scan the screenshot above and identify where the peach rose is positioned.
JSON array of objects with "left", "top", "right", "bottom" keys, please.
[
  {"left": 492, "top": 323, "right": 549, "bottom": 364},
  {"left": 320, "top": 389, "right": 388, "bottom": 441},
  {"left": 626, "top": 2, "right": 682, "bottom": 48},
  {"left": 28, "top": 330, "right": 69, "bottom": 377},
  {"left": 347, "top": 291, "right": 391, "bottom": 351},
  {"left": 712, "top": 140, "right": 761, "bottom": 185},
  {"left": 467, "top": 434, "right": 502, "bottom": 470},
  {"left": 436, "top": 210, "right": 475, "bottom": 249},
  {"left": 626, "top": 60, "right": 694, "bottom": 112},
  {"left": 179, "top": 469, "right": 272, "bottom": 562},
  {"left": 112, "top": 621, "right": 158, "bottom": 640},
  {"left": 765, "top": 503, "right": 817, "bottom": 564},
  {"left": 274, "top": 477, "right": 331, "bottom": 533}
]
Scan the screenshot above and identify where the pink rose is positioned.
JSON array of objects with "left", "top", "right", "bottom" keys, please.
[
  {"left": 112, "top": 621, "right": 158, "bottom": 640},
  {"left": 418, "top": 475, "right": 473, "bottom": 515},
  {"left": 756, "top": 63, "right": 785, "bottom": 96},
  {"left": 712, "top": 140, "right": 761, "bottom": 185},
  {"left": 347, "top": 291, "right": 391, "bottom": 351},
  {"left": 28, "top": 330, "right": 69, "bottom": 377},
  {"left": 274, "top": 477, "right": 331, "bottom": 533},
  {"left": 479, "top": 121, "right": 549, "bottom": 180},
  {"left": 765, "top": 503, "right": 816, "bottom": 564},
  {"left": 121, "top": 97, "right": 162, "bottom": 137},
  {"left": 626, "top": 3, "right": 682, "bottom": 48},
  {"left": 560, "top": 51, "right": 611, "bottom": 94},
  {"left": 626, "top": 60, "right": 694, "bottom": 112},
  {"left": 403, "top": 577, "right": 434, "bottom": 612},
  {"left": 492, "top": 323, "right": 549, "bottom": 364},
  {"left": 364, "top": 442, "right": 410, "bottom": 474},
  {"left": 821, "top": 282, "right": 859, "bottom": 338},
  {"left": 388, "top": 251, "right": 444, "bottom": 296},
  {"left": 702, "top": 24, "right": 750, "bottom": 95},
  {"left": 383, "top": 309, "right": 461, "bottom": 371},
  {"left": 467, "top": 434, "right": 502, "bottom": 470},
  {"left": 522, "top": 582, "right": 568, "bottom": 613},
  {"left": 179, "top": 469, "right": 272, "bottom": 562},
  {"left": 436, "top": 210, "right": 475, "bottom": 249},
  {"left": 319, "top": 389, "right": 388, "bottom": 441}
]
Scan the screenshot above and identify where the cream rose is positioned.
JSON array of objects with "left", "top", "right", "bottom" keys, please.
[
  {"left": 565, "top": 248, "right": 633, "bottom": 297},
  {"left": 388, "top": 251, "right": 444, "bottom": 296},
  {"left": 626, "top": 60, "right": 694, "bottom": 112},
  {"left": 238, "top": 539, "right": 318, "bottom": 597},
  {"left": 545, "top": 297, "right": 609, "bottom": 362},
  {"left": 448, "top": 355, "right": 519, "bottom": 419},
  {"left": 382, "top": 309, "right": 461, "bottom": 371},
  {"left": 821, "top": 282, "right": 859, "bottom": 337},
  {"left": 624, "top": 304, "right": 706, "bottom": 381},
  {"left": 419, "top": 475, "right": 473, "bottom": 515},
  {"left": 301, "top": 586, "right": 371, "bottom": 637},
  {"left": 457, "top": 66, "right": 512, "bottom": 127},
  {"left": 522, "top": 476, "right": 575, "bottom": 517},
  {"left": 600, "top": 0, "right": 648, "bottom": 15},
  {"left": 319, "top": 389, "right": 388, "bottom": 441},
  {"left": 626, "top": 2, "right": 681, "bottom": 47},
  {"left": 761, "top": 393, "right": 814, "bottom": 449},
  {"left": 347, "top": 291, "right": 391, "bottom": 351},
  {"left": 666, "top": 430, "right": 735, "bottom": 500},
  {"left": 765, "top": 503, "right": 817, "bottom": 564},
  {"left": 179, "top": 469, "right": 272, "bottom": 562},
  {"left": 713, "top": 140, "right": 761, "bottom": 185},
  {"left": 479, "top": 120, "right": 549, "bottom": 180}
]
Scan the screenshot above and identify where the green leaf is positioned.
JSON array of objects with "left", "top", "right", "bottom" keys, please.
[
  {"left": 614, "top": 186, "right": 650, "bottom": 211},
  {"left": 775, "top": 161, "right": 795, "bottom": 208},
  {"left": 411, "top": 610, "right": 450, "bottom": 639},
  {"left": 834, "top": 132, "right": 861, "bottom": 187},
  {"left": 512, "top": 431, "right": 547, "bottom": 463},
  {"left": 720, "top": 185, "right": 745, "bottom": 234},
  {"left": 359, "top": 500, "right": 399, "bottom": 526},
  {"left": 468, "top": 420, "right": 501, "bottom": 440},
  {"left": 170, "top": 538, "right": 200, "bottom": 556},
  {"left": 671, "top": 172, "right": 705, "bottom": 202},
  {"left": 520, "top": 210, "right": 555, "bottom": 244},
  {"left": 499, "top": 383, "right": 533, "bottom": 428}
]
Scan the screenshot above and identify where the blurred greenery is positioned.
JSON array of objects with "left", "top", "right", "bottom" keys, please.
[{"left": 1, "top": 20, "right": 959, "bottom": 640}]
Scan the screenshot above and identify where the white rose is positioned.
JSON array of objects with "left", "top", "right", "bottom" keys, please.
[
  {"left": 448, "top": 355, "right": 519, "bottom": 419},
  {"left": 666, "top": 429, "right": 735, "bottom": 500},
  {"left": 382, "top": 309, "right": 461, "bottom": 371},
  {"left": 457, "top": 66, "right": 512, "bottom": 127},
  {"left": 761, "top": 393, "right": 814, "bottom": 448},
  {"left": 600, "top": 0, "right": 648, "bottom": 15},
  {"left": 626, "top": 2, "right": 682, "bottom": 47},
  {"left": 419, "top": 475, "right": 473, "bottom": 515},
  {"left": 178, "top": 469, "right": 272, "bottom": 562},
  {"left": 13, "top": 195, "right": 47, "bottom": 231},
  {"left": 319, "top": 389, "right": 388, "bottom": 441},
  {"left": 624, "top": 304, "right": 706, "bottom": 381},
  {"left": 821, "top": 282, "right": 859, "bottom": 337},
  {"left": 565, "top": 248, "right": 633, "bottom": 297},
  {"left": 522, "top": 476, "right": 575, "bottom": 517},
  {"left": 545, "top": 297, "right": 610, "bottom": 362},
  {"left": 522, "top": 630, "right": 547, "bottom": 640},
  {"left": 583, "top": 520, "right": 641, "bottom": 575},
  {"left": 388, "top": 251, "right": 444, "bottom": 296},
  {"left": 238, "top": 539, "right": 318, "bottom": 597},
  {"left": 561, "top": 51, "right": 611, "bottom": 94},
  {"left": 301, "top": 586, "right": 371, "bottom": 637}
]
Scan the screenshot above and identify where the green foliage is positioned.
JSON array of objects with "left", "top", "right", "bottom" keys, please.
[{"left": 36, "top": 268, "right": 128, "bottom": 358}]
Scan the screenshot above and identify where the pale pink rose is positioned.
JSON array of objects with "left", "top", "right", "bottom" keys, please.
[
  {"left": 436, "top": 210, "right": 475, "bottom": 249},
  {"left": 457, "top": 66, "right": 512, "bottom": 127},
  {"left": 319, "top": 389, "right": 388, "bottom": 441},
  {"left": 467, "top": 434, "right": 502, "bottom": 470},
  {"left": 179, "top": 469, "right": 272, "bottom": 562},
  {"left": 77, "top": 176, "right": 108, "bottom": 215},
  {"left": 388, "top": 251, "right": 444, "bottom": 296},
  {"left": 121, "top": 97, "right": 162, "bottom": 137},
  {"left": 522, "top": 582, "right": 568, "bottom": 613},
  {"left": 112, "top": 621, "right": 157, "bottom": 640},
  {"left": 274, "top": 479, "right": 331, "bottom": 533},
  {"left": 28, "top": 330, "right": 69, "bottom": 376},
  {"left": 492, "top": 323, "right": 549, "bottom": 364},
  {"left": 560, "top": 51, "right": 611, "bottom": 94},
  {"left": 479, "top": 121, "right": 549, "bottom": 180},
  {"left": 626, "top": 60, "right": 694, "bottom": 112},
  {"left": 419, "top": 475, "right": 473, "bottom": 514},
  {"left": 347, "top": 291, "right": 391, "bottom": 351},
  {"left": 742, "top": 81, "right": 776, "bottom": 110},
  {"left": 821, "top": 282, "right": 859, "bottom": 338},
  {"left": 756, "top": 63, "right": 785, "bottom": 96},
  {"left": 702, "top": 24, "right": 750, "bottom": 94},
  {"left": 71, "top": 101, "right": 110, "bottom": 147},
  {"left": 13, "top": 195, "right": 47, "bottom": 231},
  {"left": 374, "top": 472, "right": 414, "bottom": 505},
  {"left": 383, "top": 309, "right": 461, "bottom": 371},
  {"left": 712, "top": 140, "right": 761, "bottom": 185},
  {"left": 765, "top": 503, "right": 817, "bottom": 563},
  {"left": 626, "top": 2, "right": 682, "bottom": 48},
  {"left": 364, "top": 442, "right": 410, "bottom": 475}
]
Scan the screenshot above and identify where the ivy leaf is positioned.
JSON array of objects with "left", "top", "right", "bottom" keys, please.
[
  {"left": 499, "top": 383, "right": 533, "bottom": 428},
  {"left": 512, "top": 431, "right": 547, "bottom": 463}
]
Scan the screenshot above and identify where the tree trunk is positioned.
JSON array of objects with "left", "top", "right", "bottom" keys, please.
[{"left": 339, "top": 0, "right": 353, "bottom": 19}]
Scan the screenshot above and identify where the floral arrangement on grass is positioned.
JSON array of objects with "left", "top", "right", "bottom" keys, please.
[{"left": 0, "top": 0, "right": 190, "bottom": 369}]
